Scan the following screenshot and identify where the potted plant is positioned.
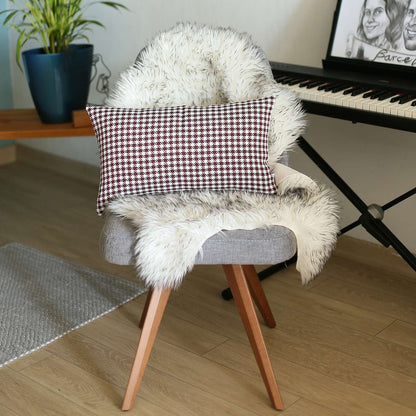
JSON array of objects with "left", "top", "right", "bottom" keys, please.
[{"left": 1, "top": 0, "right": 127, "bottom": 123}]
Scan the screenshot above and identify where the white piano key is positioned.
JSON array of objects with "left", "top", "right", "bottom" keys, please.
[
  {"left": 383, "top": 100, "right": 403, "bottom": 115},
  {"left": 404, "top": 106, "right": 416, "bottom": 119},
  {"left": 354, "top": 96, "right": 374, "bottom": 110},
  {"left": 360, "top": 97, "right": 378, "bottom": 112},
  {"left": 383, "top": 103, "right": 394, "bottom": 114},
  {"left": 340, "top": 94, "right": 367, "bottom": 110},
  {"left": 390, "top": 103, "right": 399, "bottom": 116},
  {"left": 380, "top": 95, "right": 402, "bottom": 115},
  {"left": 322, "top": 90, "right": 348, "bottom": 105},
  {"left": 397, "top": 101, "right": 415, "bottom": 117},
  {"left": 311, "top": 89, "right": 331, "bottom": 103},
  {"left": 337, "top": 91, "right": 378, "bottom": 112},
  {"left": 298, "top": 87, "right": 328, "bottom": 103},
  {"left": 375, "top": 99, "right": 396, "bottom": 114}
]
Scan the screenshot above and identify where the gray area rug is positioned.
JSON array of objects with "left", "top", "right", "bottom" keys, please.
[{"left": 0, "top": 243, "right": 145, "bottom": 367}]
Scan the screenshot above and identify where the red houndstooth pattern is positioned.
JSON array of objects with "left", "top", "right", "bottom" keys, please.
[{"left": 87, "top": 96, "right": 277, "bottom": 215}]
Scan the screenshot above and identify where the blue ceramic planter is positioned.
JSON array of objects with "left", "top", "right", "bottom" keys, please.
[{"left": 22, "top": 44, "right": 93, "bottom": 124}]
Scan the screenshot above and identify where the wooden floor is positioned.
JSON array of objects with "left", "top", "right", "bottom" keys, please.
[{"left": 0, "top": 159, "right": 416, "bottom": 416}]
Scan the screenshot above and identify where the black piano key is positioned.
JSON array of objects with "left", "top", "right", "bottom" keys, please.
[
  {"left": 298, "top": 79, "right": 314, "bottom": 87},
  {"left": 280, "top": 77, "right": 300, "bottom": 85},
  {"left": 363, "top": 90, "right": 376, "bottom": 98},
  {"left": 332, "top": 84, "right": 353, "bottom": 93},
  {"left": 275, "top": 75, "right": 289, "bottom": 82},
  {"left": 317, "top": 82, "right": 331, "bottom": 91},
  {"left": 287, "top": 78, "right": 306, "bottom": 86},
  {"left": 323, "top": 85, "right": 335, "bottom": 92},
  {"left": 279, "top": 78, "right": 291, "bottom": 84},
  {"left": 399, "top": 95, "right": 415, "bottom": 104},
  {"left": 377, "top": 91, "right": 398, "bottom": 101},
  {"left": 347, "top": 87, "right": 367, "bottom": 96},
  {"left": 322, "top": 82, "right": 339, "bottom": 92},
  {"left": 307, "top": 80, "right": 326, "bottom": 89},
  {"left": 323, "top": 82, "right": 346, "bottom": 92},
  {"left": 369, "top": 90, "right": 387, "bottom": 99},
  {"left": 351, "top": 87, "right": 371, "bottom": 96},
  {"left": 390, "top": 94, "right": 403, "bottom": 102},
  {"left": 343, "top": 87, "right": 357, "bottom": 95}
]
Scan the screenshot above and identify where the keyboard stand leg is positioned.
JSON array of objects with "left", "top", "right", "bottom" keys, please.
[
  {"left": 295, "top": 135, "right": 416, "bottom": 271},
  {"left": 221, "top": 135, "right": 415, "bottom": 301},
  {"left": 340, "top": 187, "right": 416, "bottom": 234}
]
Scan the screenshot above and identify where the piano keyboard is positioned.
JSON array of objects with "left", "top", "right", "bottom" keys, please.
[
  {"left": 277, "top": 75, "right": 416, "bottom": 119},
  {"left": 270, "top": 62, "right": 416, "bottom": 132}
]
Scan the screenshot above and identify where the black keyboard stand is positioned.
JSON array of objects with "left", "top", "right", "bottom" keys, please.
[{"left": 221, "top": 135, "right": 415, "bottom": 301}]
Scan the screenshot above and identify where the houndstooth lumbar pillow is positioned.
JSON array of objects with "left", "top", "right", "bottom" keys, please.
[{"left": 87, "top": 96, "right": 277, "bottom": 215}]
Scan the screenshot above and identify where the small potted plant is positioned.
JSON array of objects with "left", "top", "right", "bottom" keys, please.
[{"left": 1, "top": 0, "right": 127, "bottom": 123}]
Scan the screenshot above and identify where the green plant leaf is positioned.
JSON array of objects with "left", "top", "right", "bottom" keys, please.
[
  {"left": 2, "top": 0, "right": 129, "bottom": 60},
  {"left": 79, "top": 19, "right": 105, "bottom": 28},
  {"left": 14, "top": 29, "right": 37, "bottom": 70},
  {"left": 91, "top": 1, "right": 129, "bottom": 11},
  {"left": 1, "top": 10, "right": 19, "bottom": 25}
]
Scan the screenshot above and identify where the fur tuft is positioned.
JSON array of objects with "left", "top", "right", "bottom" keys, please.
[{"left": 108, "top": 187, "right": 339, "bottom": 289}]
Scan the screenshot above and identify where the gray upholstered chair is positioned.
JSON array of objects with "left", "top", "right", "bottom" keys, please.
[
  {"left": 100, "top": 216, "right": 296, "bottom": 411},
  {"left": 99, "top": 23, "right": 302, "bottom": 412}
]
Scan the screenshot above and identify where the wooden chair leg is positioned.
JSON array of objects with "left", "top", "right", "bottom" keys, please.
[
  {"left": 242, "top": 265, "right": 276, "bottom": 328},
  {"left": 139, "top": 288, "right": 153, "bottom": 329},
  {"left": 122, "top": 287, "right": 171, "bottom": 411},
  {"left": 223, "top": 264, "right": 284, "bottom": 410}
]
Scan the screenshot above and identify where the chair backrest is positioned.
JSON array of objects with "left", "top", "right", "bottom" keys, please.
[{"left": 106, "top": 22, "right": 275, "bottom": 109}]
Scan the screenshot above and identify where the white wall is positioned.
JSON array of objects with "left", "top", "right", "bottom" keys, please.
[
  {"left": 7, "top": 0, "right": 416, "bottom": 253},
  {"left": 0, "top": 0, "right": 14, "bottom": 148}
]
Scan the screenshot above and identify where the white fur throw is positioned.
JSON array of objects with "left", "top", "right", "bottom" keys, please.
[{"left": 104, "top": 22, "right": 339, "bottom": 289}]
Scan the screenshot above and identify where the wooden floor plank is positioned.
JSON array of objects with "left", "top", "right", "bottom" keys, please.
[
  {"left": 164, "top": 282, "right": 416, "bottom": 380},
  {"left": 238, "top": 274, "right": 394, "bottom": 336},
  {"left": 43, "top": 333, "right": 275, "bottom": 415},
  {"left": 332, "top": 236, "right": 415, "bottom": 279},
  {"left": 377, "top": 320, "right": 416, "bottom": 350},
  {"left": 8, "top": 349, "right": 52, "bottom": 372},
  {"left": 0, "top": 404, "right": 19, "bottom": 416},
  {"left": 261, "top": 330, "right": 416, "bottom": 409},
  {"left": 276, "top": 398, "right": 353, "bottom": 416},
  {"left": 73, "top": 316, "right": 299, "bottom": 412},
  {"left": 0, "top": 368, "right": 96, "bottom": 416},
  {"left": 181, "top": 262, "right": 397, "bottom": 338},
  {"left": 267, "top": 302, "right": 416, "bottom": 380},
  {"left": 145, "top": 338, "right": 299, "bottom": 413},
  {"left": 45, "top": 317, "right": 295, "bottom": 414},
  {"left": 105, "top": 298, "right": 229, "bottom": 355},
  {"left": 311, "top": 277, "right": 416, "bottom": 324},
  {"left": 204, "top": 339, "right": 416, "bottom": 416},
  {"left": 317, "top": 247, "right": 416, "bottom": 300},
  {"left": 20, "top": 356, "right": 181, "bottom": 416}
]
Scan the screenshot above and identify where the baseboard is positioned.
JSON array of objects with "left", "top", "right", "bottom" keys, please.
[
  {"left": 0, "top": 144, "right": 17, "bottom": 166},
  {"left": 16, "top": 144, "right": 99, "bottom": 185}
]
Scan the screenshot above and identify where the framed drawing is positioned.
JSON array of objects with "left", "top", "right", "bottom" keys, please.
[{"left": 324, "top": 0, "right": 416, "bottom": 73}]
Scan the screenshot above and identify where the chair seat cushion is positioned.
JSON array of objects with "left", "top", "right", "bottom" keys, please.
[{"left": 100, "top": 214, "right": 297, "bottom": 266}]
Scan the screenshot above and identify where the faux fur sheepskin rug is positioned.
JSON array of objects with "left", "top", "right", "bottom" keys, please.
[{"left": 104, "top": 22, "right": 339, "bottom": 289}]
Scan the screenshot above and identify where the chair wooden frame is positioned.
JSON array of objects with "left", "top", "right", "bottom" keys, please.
[{"left": 121, "top": 264, "right": 283, "bottom": 411}]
